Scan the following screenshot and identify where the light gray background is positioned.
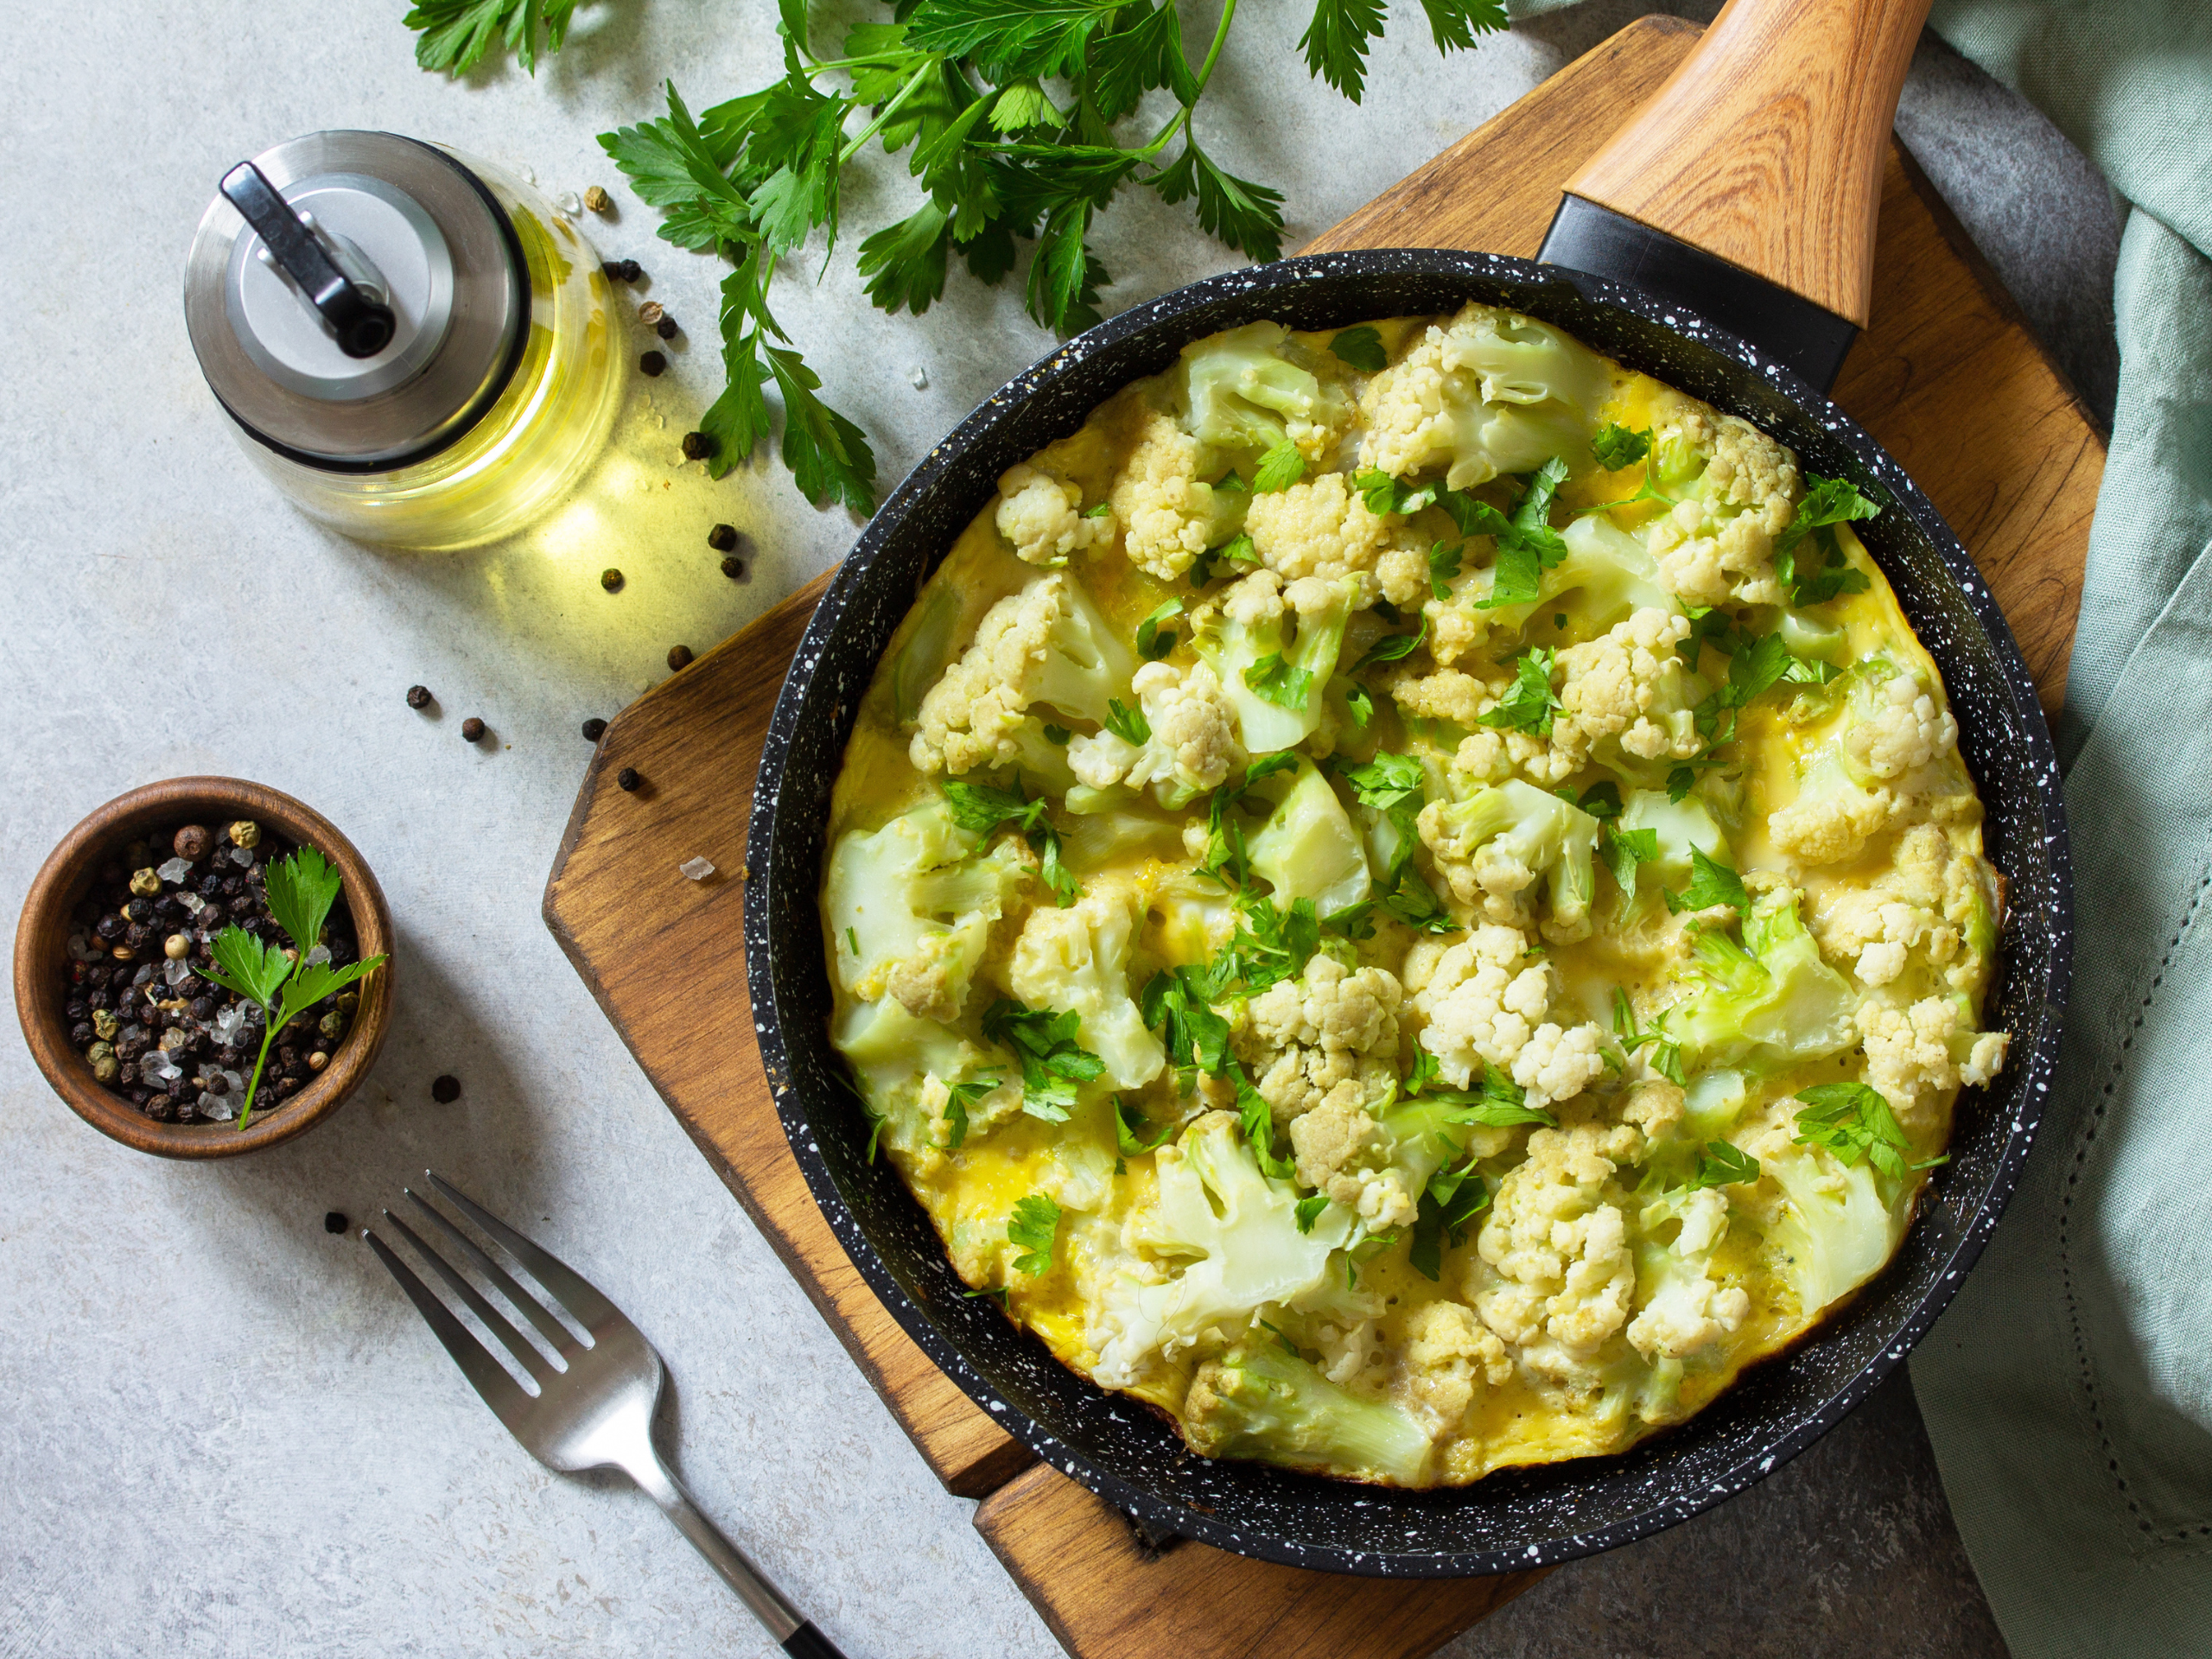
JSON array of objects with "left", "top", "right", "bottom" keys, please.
[{"left": 0, "top": 2, "right": 2116, "bottom": 1655}]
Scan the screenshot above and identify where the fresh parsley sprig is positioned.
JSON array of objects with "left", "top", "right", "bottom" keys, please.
[
  {"left": 1793, "top": 1081, "right": 1944, "bottom": 1181},
  {"left": 1007, "top": 1192, "right": 1062, "bottom": 1276},
  {"left": 194, "top": 849, "right": 387, "bottom": 1132},
  {"left": 413, "top": 0, "right": 1507, "bottom": 505},
  {"left": 1611, "top": 987, "right": 1684, "bottom": 1084},
  {"left": 980, "top": 999, "right": 1104, "bottom": 1121},
  {"left": 943, "top": 777, "right": 1079, "bottom": 905}
]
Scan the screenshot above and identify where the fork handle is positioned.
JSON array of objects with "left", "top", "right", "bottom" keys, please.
[{"left": 627, "top": 1452, "right": 847, "bottom": 1656}]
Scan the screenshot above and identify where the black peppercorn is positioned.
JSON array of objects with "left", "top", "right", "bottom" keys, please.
[
  {"left": 198, "top": 874, "right": 223, "bottom": 897},
  {"left": 721, "top": 556, "right": 746, "bottom": 581},
  {"left": 707, "top": 523, "right": 738, "bottom": 551},
  {"left": 582, "top": 717, "right": 608, "bottom": 741},
  {"left": 601, "top": 567, "right": 625, "bottom": 592},
  {"left": 95, "top": 913, "right": 123, "bottom": 941},
  {"left": 605, "top": 257, "right": 642, "bottom": 283},
  {"left": 66, "top": 998, "right": 87, "bottom": 1021},
  {"left": 125, "top": 898, "right": 153, "bottom": 924},
  {"left": 639, "top": 351, "right": 666, "bottom": 377},
  {"left": 667, "top": 645, "right": 694, "bottom": 671},
  {"left": 461, "top": 716, "right": 486, "bottom": 743},
  {"left": 656, "top": 315, "right": 678, "bottom": 340},
  {"left": 431, "top": 1074, "right": 461, "bottom": 1103},
  {"left": 681, "top": 430, "right": 717, "bottom": 461},
  {"left": 406, "top": 684, "right": 434, "bottom": 710},
  {"left": 324, "top": 1211, "right": 348, "bottom": 1235},
  {"left": 617, "top": 766, "right": 641, "bottom": 792},
  {"left": 71, "top": 1021, "right": 93, "bottom": 1046}
]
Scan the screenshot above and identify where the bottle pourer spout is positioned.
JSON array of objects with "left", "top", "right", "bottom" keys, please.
[{"left": 219, "top": 160, "right": 397, "bottom": 359}]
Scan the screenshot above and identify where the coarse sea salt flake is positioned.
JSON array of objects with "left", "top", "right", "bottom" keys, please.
[
  {"left": 165, "top": 959, "right": 194, "bottom": 987},
  {"left": 680, "top": 856, "right": 715, "bottom": 880},
  {"left": 178, "top": 892, "right": 206, "bottom": 915},
  {"left": 214, "top": 1006, "right": 249, "bottom": 1045},
  {"left": 158, "top": 857, "right": 193, "bottom": 883},
  {"left": 306, "top": 944, "right": 331, "bottom": 967},
  {"left": 230, "top": 846, "right": 253, "bottom": 867}
]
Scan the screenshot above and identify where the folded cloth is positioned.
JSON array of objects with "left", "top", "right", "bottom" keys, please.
[
  {"left": 1504, "top": 3, "right": 2212, "bottom": 1653},
  {"left": 1909, "top": 10, "right": 2212, "bottom": 1654}
]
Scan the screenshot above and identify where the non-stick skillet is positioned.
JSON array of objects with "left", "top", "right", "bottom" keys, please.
[{"left": 744, "top": 0, "right": 2071, "bottom": 1577}]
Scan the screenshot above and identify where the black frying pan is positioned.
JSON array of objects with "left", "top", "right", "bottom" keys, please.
[{"left": 742, "top": 0, "right": 2070, "bottom": 1579}]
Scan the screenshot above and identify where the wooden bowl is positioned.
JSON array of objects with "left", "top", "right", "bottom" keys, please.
[{"left": 13, "top": 777, "right": 395, "bottom": 1158}]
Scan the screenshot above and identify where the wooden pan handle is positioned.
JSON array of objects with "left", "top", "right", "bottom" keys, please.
[{"left": 1563, "top": 0, "right": 1932, "bottom": 325}]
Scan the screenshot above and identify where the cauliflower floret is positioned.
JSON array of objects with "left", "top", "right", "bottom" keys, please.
[
  {"left": 1237, "top": 953, "right": 1402, "bottom": 1126},
  {"left": 1551, "top": 607, "right": 1702, "bottom": 767},
  {"left": 1620, "top": 1079, "right": 1687, "bottom": 1142},
  {"left": 1391, "top": 668, "right": 1580, "bottom": 789},
  {"left": 1417, "top": 777, "right": 1600, "bottom": 938},
  {"left": 1624, "top": 1186, "right": 1751, "bottom": 1362},
  {"left": 1961, "top": 1030, "right": 2011, "bottom": 1087},
  {"left": 1243, "top": 471, "right": 1390, "bottom": 599},
  {"left": 1400, "top": 1300, "right": 1512, "bottom": 1438},
  {"left": 1410, "top": 924, "right": 1606, "bottom": 1109},
  {"left": 1376, "top": 537, "right": 1432, "bottom": 609},
  {"left": 909, "top": 573, "right": 1133, "bottom": 775},
  {"left": 1007, "top": 887, "right": 1165, "bottom": 1090},
  {"left": 1109, "top": 410, "right": 1235, "bottom": 582},
  {"left": 1847, "top": 668, "right": 1960, "bottom": 780},
  {"left": 1811, "top": 824, "right": 1969, "bottom": 986},
  {"left": 1770, "top": 774, "right": 1903, "bottom": 866},
  {"left": 995, "top": 462, "right": 1112, "bottom": 566},
  {"left": 1474, "top": 1125, "right": 1637, "bottom": 1359},
  {"left": 1856, "top": 995, "right": 1960, "bottom": 1121},
  {"left": 1065, "top": 659, "right": 1243, "bottom": 807},
  {"left": 1357, "top": 303, "right": 1603, "bottom": 490},
  {"left": 1644, "top": 411, "right": 1801, "bottom": 608}
]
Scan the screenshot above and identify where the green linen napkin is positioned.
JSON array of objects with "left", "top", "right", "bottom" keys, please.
[
  {"left": 1903, "top": 9, "right": 2212, "bottom": 1657},
  {"left": 1504, "top": 3, "right": 2212, "bottom": 1652}
]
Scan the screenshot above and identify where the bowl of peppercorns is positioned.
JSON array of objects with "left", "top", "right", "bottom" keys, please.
[{"left": 12, "top": 777, "right": 394, "bottom": 1158}]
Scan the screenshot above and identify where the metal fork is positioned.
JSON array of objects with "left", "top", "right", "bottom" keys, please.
[{"left": 365, "top": 1172, "right": 846, "bottom": 1659}]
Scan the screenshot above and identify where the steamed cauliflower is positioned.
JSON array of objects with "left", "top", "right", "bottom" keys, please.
[
  {"left": 1402, "top": 1300, "right": 1513, "bottom": 1438},
  {"left": 1408, "top": 924, "right": 1607, "bottom": 1109},
  {"left": 1624, "top": 1186, "right": 1751, "bottom": 1361},
  {"left": 1810, "top": 823, "right": 1990, "bottom": 988},
  {"left": 1855, "top": 995, "right": 2007, "bottom": 1123},
  {"left": 1243, "top": 471, "right": 1390, "bottom": 598},
  {"left": 995, "top": 462, "right": 1113, "bottom": 566},
  {"left": 1644, "top": 411, "right": 1800, "bottom": 608},
  {"left": 1474, "top": 1124, "right": 1642, "bottom": 1365},
  {"left": 1109, "top": 410, "right": 1236, "bottom": 582},
  {"left": 1847, "top": 666, "right": 1960, "bottom": 779},
  {"left": 1551, "top": 607, "right": 1703, "bottom": 767},
  {"left": 1391, "top": 669, "right": 1578, "bottom": 789},
  {"left": 909, "top": 572, "right": 1132, "bottom": 775},
  {"left": 1066, "top": 659, "right": 1243, "bottom": 805}
]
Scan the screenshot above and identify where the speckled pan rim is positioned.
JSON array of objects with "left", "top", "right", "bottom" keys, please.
[{"left": 744, "top": 249, "right": 2073, "bottom": 1578}]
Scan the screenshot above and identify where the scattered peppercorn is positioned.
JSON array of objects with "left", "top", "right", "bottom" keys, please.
[
  {"left": 721, "top": 556, "right": 747, "bottom": 581},
  {"left": 639, "top": 351, "right": 666, "bottom": 377},
  {"left": 639, "top": 301, "right": 665, "bottom": 327},
  {"left": 681, "top": 430, "right": 717, "bottom": 461},
  {"left": 129, "top": 868, "right": 161, "bottom": 898},
  {"left": 583, "top": 185, "right": 611, "bottom": 213},
  {"left": 656, "top": 315, "right": 678, "bottom": 340},
  {"left": 173, "top": 824, "right": 212, "bottom": 861},
  {"left": 601, "top": 567, "right": 625, "bottom": 592},
  {"left": 228, "top": 820, "right": 262, "bottom": 850},
  {"left": 164, "top": 934, "right": 190, "bottom": 961},
  {"left": 582, "top": 717, "right": 608, "bottom": 741},
  {"left": 431, "top": 1073, "right": 461, "bottom": 1103},
  {"left": 707, "top": 523, "right": 738, "bottom": 551},
  {"left": 667, "top": 645, "right": 695, "bottom": 671},
  {"left": 604, "top": 257, "right": 642, "bottom": 283},
  {"left": 617, "top": 766, "right": 642, "bottom": 792},
  {"left": 324, "top": 1211, "right": 349, "bottom": 1234},
  {"left": 407, "top": 685, "right": 434, "bottom": 711},
  {"left": 461, "top": 717, "right": 486, "bottom": 744}
]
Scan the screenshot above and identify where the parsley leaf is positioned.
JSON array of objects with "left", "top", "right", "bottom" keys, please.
[
  {"left": 1611, "top": 987, "right": 1685, "bottom": 1084},
  {"left": 1427, "top": 537, "right": 1464, "bottom": 601},
  {"left": 1253, "top": 438, "right": 1307, "bottom": 493},
  {"left": 1663, "top": 846, "right": 1751, "bottom": 917},
  {"left": 1792, "top": 1081, "right": 1923, "bottom": 1181},
  {"left": 1114, "top": 1096, "right": 1177, "bottom": 1155},
  {"left": 1294, "top": 1193, "right": 1332, "bottom": 1234},
  {"left": 1401, "top": 1048, "right": 1555, "bottom": 1127},
  {"left": 981, "top": 999, "right": 1105, "bottom": 1121},
  {"left": 1007, "top": 1193, "right": 1062, "bottom": 1276},
  {"left": 194, "top": 849, "right": 387, "bottom": 1131},
  {"left": 1591, "top": 422, "right": 1653, "bottom": 470},
  {"left": 1353, "top": 467, "right": 1437, "bottom": 519},
  {"left": 1329, "top": 326, "right": 1389, "bottom": 372},
  {"left": 1410, "top": 1147, "right": 1492, "bottom": 1279},
  {"left": 1352, "top": 614, "right": 1427, "bottom": 672},
  {"left": 1243, "top": 652, "right": 1313, "bottom": 710},
  {"left": 1235, "top": 1065, "right": 1299, "bottom": 1179},
  {"left": 940, "top": 1074, "right": 1000, "bottom": 1149},
  {"left": 1602, "top": 823, "right": 1660, "bottom": 903},
  {"left": 1687, "top": 1140, "right": 1761, "bottom": 1190},
  {"left": 943, "top": 778, "right": 1080, "bottom": 906},
  {"left": 1135, "top": 598, "right": 1181, "bottom": 661},
  {"left": 1480, "top": 646, "right": 1561, "bottom": 737},
  {"left": 1140, "top": 968, "right": 1234, "bottom": 1077},
  {"left": 1340, "top": 749, "right": 1426, "bottom": 815},
  {"left": 1340, "top": 679, "right": 1375, "bottom": 728},
  {"left": 1191, "top": 531, "right": 1257, "bottom": 588},
  {"left": 406, "top": 0, "right": 580, "bottom": 75},
  {"left": 1104, "top": 698, "right": 1151, "bottom": 744}
]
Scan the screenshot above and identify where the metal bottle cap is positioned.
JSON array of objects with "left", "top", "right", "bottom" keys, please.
[{"left": 184, "top": 131, "right": 527, "bottom": 473}]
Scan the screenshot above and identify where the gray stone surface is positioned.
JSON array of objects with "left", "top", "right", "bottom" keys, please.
[{"left": 0, "top": 3, "right": 2110, "bottom": 1655}]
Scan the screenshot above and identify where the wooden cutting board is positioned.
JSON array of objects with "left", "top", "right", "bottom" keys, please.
[{"left": 542, "top": 17, "right": 2102, "bottom": 1656}]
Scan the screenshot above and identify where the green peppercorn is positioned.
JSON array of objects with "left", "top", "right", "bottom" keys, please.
[
  {"left": 129, "top": 868, "right": 161, "bottom": 898},
  {"left": 318, "top": 1010, "right": 347, "bottom": 1041},
  {"left": 92, "top": 1009, "right": 118, "bottom": 1040}
]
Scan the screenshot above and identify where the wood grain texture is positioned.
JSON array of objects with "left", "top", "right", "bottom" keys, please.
[
  {"left": 542, "top": 16, "right": 2098, "bottom": 1656},
  {"left": 972, "top": 1462, "right": 1549, "bottom": 1659},
  {"left": 1567, "top": 0, "right": 1933, "bottom": 324},
  {"left": 15, "top": 775, "right": 395, "bottom": 1159}
]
